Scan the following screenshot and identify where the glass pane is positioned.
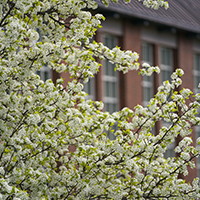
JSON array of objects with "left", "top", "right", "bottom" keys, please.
[
  {"left": 103, "top": 35, "right": 118, "bottom": 113},
  {"left": 198, "top": 169, "right": 200, "bottom": 177},
  {"left": 197, "top": 56, "right": 200, "bottom": 71},
  {"left": 194, "top": 55, "right": 197, "bottom": 70},
  {"left": 162, "top": 70, "right": 166, "bottom": 82},
  {"left": 109, "top": 82, "right": 112, "bottom": 97},
  {"left": 194, "top": 54, "right": 200, "bottom": 92},
  {"left": 84, "top": 79, "right": 91, "bottom": 95},
  {"left": 198, "top": 76, "right": 200, "bottom": 89},
  {"left": 105, "top": 103, "right": 109, "bottom": 112},
  {"left": 142, "top": 45, "right": 146, "bottom": 61},
  {"left": 111, "top": 37, "right": 115, "bottom": 48},
  {"left": 195, "top": 76, "right": 199, "bottom": 89},
  {"left": 105, "top": 82, "right": 109, "bottom": 97},
  {"left": 107, "top": 122, "right": 117, "bottom": 140},
  {"left": 112, "top": 82, "right": 116, "bottom": 97},
  {"left": 104, "top": 58, "right": 115, "bottom": 76},
  {"left": 104, "top": 81, "right": 117, "bottom": 98},
  {"left": 162, "top": 69, "right": 171, "bottom": 82},
  {"left": 147, "top": 87, "right": 151, "bottom": 101},
  {"left": 143, "top": 75, "right": 151, "bottom": 82},
  {"left": 195, "top": 55, "right": 200, "bottom": 71},
  {"left": 143, "top": 87, "right": 147, "bottom": 102},
  {"left": 142, "top": 43, "right": 152, "bottom": 63},
  {"left": 161, "top": 47, "right": 173, "bottom": 66},
  {"left": 108, "top": 62, "right": 112, "bottom": 76},
  {"left": 36, "top": 70, "right": 40, "bottom": 76},
  {"left": 166, "top": 49, "right": 170, "bottom": 66},
  {"left": 107, "top": 132, "right": 116, "bottom": 140},
  {"left": 165, "top": 148, "right": 175, "bottom": 158},
  {"left": 105, "top": 103, "right": 117, "bottom": 113},
  {"left": 44, "top": 71, "right": 49, "bottom": 81},
  {"left": 112, "top": 103, "right": 116, "bottom": 113},
  {"left": 111, "top": 65, "right": 115, "bottom": 76},
  {"left": 36, "top": 66, "right": 51, "bottom": 82},
  {"left": 105, "top": 37, "right": 109, "bottom": 48},
  {"left": 143, "top": 87, "right": 151, "bottom": 102},
  {"left": 146, "top": 45, "right": 149, "bottom": 61},
  {"left": 198, "top": 156, "right": 200, "bottom": 165},
  {"left": 167, "top": 70, "right": 171, "bottom": 81},
  {"left": 105, "top": 60, "right": 109, "bottom": 75},
  {"left": 161, "top": 49, "right": 165, "bottom": 65},
  {"left": 84, "top": 78, "right": 95, "bottom": 100},
  {"left": 142, "top": 43, "right": 153, "bottom": 105}
]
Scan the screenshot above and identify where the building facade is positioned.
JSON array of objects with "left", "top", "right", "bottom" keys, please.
[
  {"left": 93, "top": 0, "right": 200, "bottom": 183},
  {"left": 42, "top": 0, "right": 200, "bottom": 182}
]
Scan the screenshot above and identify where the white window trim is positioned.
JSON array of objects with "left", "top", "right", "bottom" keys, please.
[{"left": 161, "top": 64, "right": 173, "bottom": 71}]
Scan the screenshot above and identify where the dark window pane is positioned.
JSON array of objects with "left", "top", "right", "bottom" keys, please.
[{"left": 44, "top": 71, "right": 49, "bottom": 81}]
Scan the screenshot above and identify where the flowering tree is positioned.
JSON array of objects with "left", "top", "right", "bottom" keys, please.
[{"left": 0, "top": 0, "right": 200, "bottom": 199}]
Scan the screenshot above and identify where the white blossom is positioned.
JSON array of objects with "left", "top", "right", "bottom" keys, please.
[{"left": 0, "top": 0, "right": 199, "bottom": 199}]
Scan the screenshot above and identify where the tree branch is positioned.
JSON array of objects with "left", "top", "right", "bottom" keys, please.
[{"left": 0, "top": 1, "right": 15, "bottom": 27}]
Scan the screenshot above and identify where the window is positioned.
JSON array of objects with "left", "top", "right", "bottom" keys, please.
[
  {"left": 161, "top": 47, "right": 173, "bottom": 82},
  {"left": 196, "top": 128, "right": 200, "bottom": 177},
  {"left": 35, "top": 29, "right": 52, "bottom": 81},
  {"left": 103, "top": 34, "right": 119, "bottom": 114},
  {"left": 84, "top": 78, "right": 95, "bottom": 100},
  {"left": 142, "top": 43, "right": 154, "bottom": 106},
  {"left": 36, "top": 65, "right": 52, "bottom": 81},
  {"left": 194, "top": 54, "right": 200, "bottom": 177},
  {"left": 194, "top": 54, "right": 200, "bottom": 94},
  {"left": 103, "top": 34, "right": 118, "bottom": 140},
  {"left": 161, "top": 47, "right": 175, "bottom": 158},
  {"left": 163, "top": 122, "right": 176, "bottom": 158}
]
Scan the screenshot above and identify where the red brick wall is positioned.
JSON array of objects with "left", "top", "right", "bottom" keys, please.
[
  {"left": 177, "top": 32, "right": 197, "bottom": 181},
  {"left": 178, "top": 33, "right": 194, "bottom": 91},
  {"left": 121, "top": 20, "right": 142, "bottom": 109}
]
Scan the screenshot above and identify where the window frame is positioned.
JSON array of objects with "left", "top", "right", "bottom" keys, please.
[
  {"left": 193, "top": 53, "right": 200, "bottom": 177},
  {"left": 160, "top": 46, "right": 173, "bottom": 83},
  {"left": 102, "top": 34, "right": 119, "bottom": 114},
  {"left": 160, "top": 46, "right": 175, "bottom": 158},
  {"left": 141, "top": 42, "right": 154, "bottom": 107}
]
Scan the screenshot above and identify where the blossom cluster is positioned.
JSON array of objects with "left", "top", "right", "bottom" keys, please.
[{"left": 0, "top": 0, "right": 199, "bottom": 199}]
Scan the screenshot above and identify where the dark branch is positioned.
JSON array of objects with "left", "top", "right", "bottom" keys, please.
[{"left": 0, "top": 2, "right": 15, "bottom": 27}]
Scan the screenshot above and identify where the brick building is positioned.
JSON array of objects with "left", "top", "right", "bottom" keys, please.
[
  {"left": 93, "top": 0, "right": 200, "bottom": 183},
  {"left": 41, "top": 0, "right": 200, "bottom": 182}
]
